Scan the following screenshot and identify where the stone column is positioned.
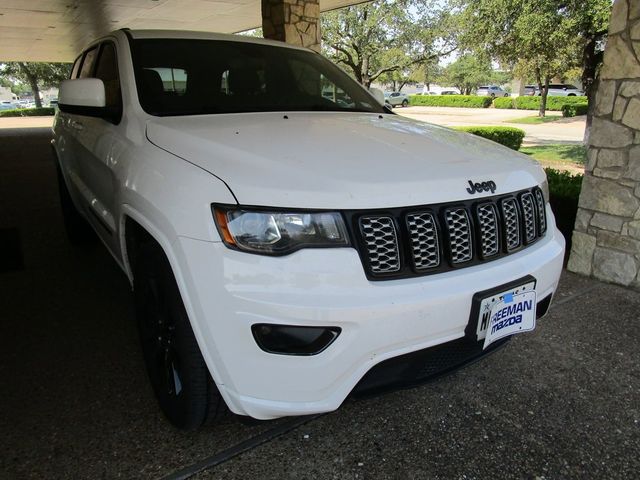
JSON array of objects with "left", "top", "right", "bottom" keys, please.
[
  {"left": 262, "top": 0, "right": 321, "bottom": 52},
  {"left": 568, "top": 0, "right": 640, "bottom": 286}
]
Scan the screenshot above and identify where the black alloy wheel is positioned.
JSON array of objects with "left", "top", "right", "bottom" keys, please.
[{"left": 134, "top": 243, "right": 224, "bottom": 430}]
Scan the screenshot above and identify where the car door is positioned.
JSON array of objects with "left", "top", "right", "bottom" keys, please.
[
  {"left": 55, "top": 50, "right": 95, "bottom": 215},
  {"left": 68, "top": 41, "right": 123, "bottom": 254}
]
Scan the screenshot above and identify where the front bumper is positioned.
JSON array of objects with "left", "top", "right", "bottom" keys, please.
[{"left": 173, "top": 210, "right": 565, "bottom": 420}]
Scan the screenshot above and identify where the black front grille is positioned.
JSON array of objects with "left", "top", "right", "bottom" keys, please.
[{"left": 350, "top": 187, "right": 547, "bottom": 280}]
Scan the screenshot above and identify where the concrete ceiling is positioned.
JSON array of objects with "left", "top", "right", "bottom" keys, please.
[{"left": 0, "top": 0, "right": 360, "bottom": 62}]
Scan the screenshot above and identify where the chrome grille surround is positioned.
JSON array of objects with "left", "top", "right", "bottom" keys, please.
[
  {"left": 444, "top": 208, "right": 473, "bottom": 264},
  {"left": 406, "top": 212, "right": 440, "bottom": 270},
  {"left": 520, "top": 192, "right": 536, "bottom": 243},
  {"left": 353, "top": 187, "right": 547, "bottom": 279},
  {"left": 501, "top": 198, "right": 521, "bottom": 251},
  {"left": 534, "top": 188, "right": 547, "bottom": 234},
  {"left": 359, "top": 216, "right": 400, "bottom": 273},
  {"left": 476, "top": 203, "right": 499, "bottom": 257}
]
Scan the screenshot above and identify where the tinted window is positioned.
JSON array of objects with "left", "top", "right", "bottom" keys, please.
[
  {"left": 94, "top": 42, "right": 122, "bottom": 121},
  {"left": 70, "top": 55, "right": 82, "bottom": 79},
  {"left": 78, "top": 47, "right": 98, "bottom": 78},
  {"left": 130, "top": 39, "right": 383, "bottom": 116}
]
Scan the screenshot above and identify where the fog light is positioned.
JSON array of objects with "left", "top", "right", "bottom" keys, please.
[{"left": 251, "top": 324, "right": 341, "bottom": 355}]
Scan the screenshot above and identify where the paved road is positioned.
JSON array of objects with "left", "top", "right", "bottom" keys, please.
[
  {"left": 0, "top": 108, "right": 586, "bottom": 147},
  {"left": 397, "top": 106, "right": 586, "bottom": 146},
  {"left": 1, "top": 128, "right": 637, "bottom": 480}
]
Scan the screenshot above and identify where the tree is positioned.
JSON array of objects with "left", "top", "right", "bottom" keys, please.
[
  {"left": 456, "top": 0, "right": 581, "bottom": 116},
  {"left": 322, "top": 0, "right": 456, "bottom": 88},
  {"left": 563, "top": 0, "right": 611, "bottom": 141},
  {"left": 565, "top": 0, "right": 610, "bottom": 101},
  {"left": 438, "top": 54, "right": 506, "bottom": 94},
  {"left": 0, "top": 62, "right": 71, "bottom": 107}
]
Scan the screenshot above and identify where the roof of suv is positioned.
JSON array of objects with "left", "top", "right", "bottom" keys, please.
[{"left": 124, "top": 29, "right": 310, "bottom": 52}]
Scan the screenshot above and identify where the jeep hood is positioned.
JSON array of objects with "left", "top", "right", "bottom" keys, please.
[{"left": 146, "top": 112, "right": 544, "bottom": 209}]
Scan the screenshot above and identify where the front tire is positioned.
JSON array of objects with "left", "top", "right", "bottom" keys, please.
[{"left": 133, "top": 242, "right": 224, "bottom": 430}]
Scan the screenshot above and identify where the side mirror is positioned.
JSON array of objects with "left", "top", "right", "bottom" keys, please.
[
  {"left": 369, "top": 87, "right": 385, "bottom": 106},
  {"left": 58, "top": 78, "right": 106, "bottom": 117}
]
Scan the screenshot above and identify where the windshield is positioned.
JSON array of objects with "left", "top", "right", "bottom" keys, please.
[{"left": 130, "top": 39, "right": 384, "bottom": 116}]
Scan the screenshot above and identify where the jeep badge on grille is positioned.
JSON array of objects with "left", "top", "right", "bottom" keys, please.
[{"left": 466, "top": 180, "right": 497, "bottom": 194}]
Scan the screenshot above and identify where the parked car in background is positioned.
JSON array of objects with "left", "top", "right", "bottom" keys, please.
[
  {"left": 440, "top": 90, "right": 459, "bottom": 95},
  {"left": 384, "top": 91, "right": 410, "bottom": 107},
  {"left": 476, "top": 86, "right": 509, "bottom": 98},
  {"left": 524, "top": 85, "right": 537, "bottom": 96},
  {"left": 536, "top": 84, "right": 584, "bottom": 96},
  {"left": 0, "top": 101, "right": 18, "bottom": 110}
]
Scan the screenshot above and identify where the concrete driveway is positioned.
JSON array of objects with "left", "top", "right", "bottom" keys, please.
[
  {"left": 397, "top": 106, "right": 586, "bottom": 146},
  {"left": 1, "top": 106, "right": 586, "bottom": 147},
  {"left": 1, "top": 127, "right": 638, "bottom": 480}
]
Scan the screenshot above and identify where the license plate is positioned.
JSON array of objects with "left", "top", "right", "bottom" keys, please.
[{"left": 475, "top": 281, "right": 536, "bottom": 348}]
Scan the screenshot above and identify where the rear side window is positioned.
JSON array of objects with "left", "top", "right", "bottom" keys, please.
[
  {"left": 93, "top": 42, "right": 122, "bottom": 123},
  {"left": 78, "top": 47, "right": 98, "bottom": 78}
]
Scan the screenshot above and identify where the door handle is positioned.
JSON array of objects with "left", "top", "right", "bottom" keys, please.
[{"left": 70, "top": 120, "right": 84, "bottom": 131}]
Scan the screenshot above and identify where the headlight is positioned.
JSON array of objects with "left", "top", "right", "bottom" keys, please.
[
  {"left": 213, "top": 206, "right": 350, "bottom": 255},
  {"left": 540, "top": 179, "right": 549, "bottom": 202}
]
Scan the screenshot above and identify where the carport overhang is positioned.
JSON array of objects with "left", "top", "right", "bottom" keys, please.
[{"left": 0, "top": 0, "right": 361, "bottom": 62}]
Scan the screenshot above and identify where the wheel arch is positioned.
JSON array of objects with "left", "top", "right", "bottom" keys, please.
[
  {"left": 120, "top": 207, "right": 235, "bottom": 412},
  {"left": 120, "top": 206, "right": 175, "bottom": 285}
]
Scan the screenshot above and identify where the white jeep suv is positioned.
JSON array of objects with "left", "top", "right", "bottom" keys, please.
[{"left": 52, "top": 29, "right": 564, "bottom": 430}]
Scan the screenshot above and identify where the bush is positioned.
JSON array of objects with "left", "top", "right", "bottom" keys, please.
[
  {"left": 454, "top": 126, "right": 526, "bottom": 150},
  {"left": 510, "top": 96, "right": 588, "bottom": 111},
  {"left": 493, "top": 97, "right": 515, "bottom": 109},
  {"left": 0, "top": 107, "right": 56, "bottom": 117},
  {"left": 561, "top": 103, "right": 589, "bottom": 117},
  {"left": 409, "top": 95, "right": 493, "bottom": 108},
  {"left": 545, "top": 168, "right": 584, "bottom": 263}
]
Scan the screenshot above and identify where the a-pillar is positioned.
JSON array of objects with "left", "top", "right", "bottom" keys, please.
[{"left": 261, "top": 0, "right": 321, "bottom": 52}]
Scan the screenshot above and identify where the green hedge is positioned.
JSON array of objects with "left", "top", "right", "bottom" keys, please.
[
  {"left": 545, "top": 168, "right": 584, "bottom": 262},
  {"left": 0, "top": 107, "right": 56, "bottom": 117},
  {"left": 561, "top": 103, "right": 589, "bottom": 117},
  {"left": 454, "top": 126, "right": 525, "bottom": 150},
  {"left": 492, "top": 97, "right": 514, "bottom": 109},
  {"left": 409, "top": 95, "right": 493, "bottom": 108},
  {"left": 493, "top": 96, "right": 588, "bottom": 111}
]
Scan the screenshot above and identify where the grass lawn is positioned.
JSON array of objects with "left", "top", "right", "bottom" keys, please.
[
  {"left": 508, "top": 114, "right": 563, "bottom": 124},
  {"left": 520, "top": 144, "right": 586, "bottom": 174}
]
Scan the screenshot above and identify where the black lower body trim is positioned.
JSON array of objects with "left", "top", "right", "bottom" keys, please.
[{"left": 351, "top": 336, "right": 510, "bottom": 398}]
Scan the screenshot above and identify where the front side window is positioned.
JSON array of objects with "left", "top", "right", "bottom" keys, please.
[
  {"left": 93, "top": 42, "right": 122, "bottom": 122},
  {"left": 70, "top": 55, "right": 82, "bottom": 79},
  {"left": 130, "top": 39, "right": 383, "bottom": 116},
  {"left": 78, "top": 47, "right": 98, "bottom": 78}
]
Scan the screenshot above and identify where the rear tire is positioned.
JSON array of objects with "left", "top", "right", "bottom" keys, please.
[
  {"left": 55, "top": 162, "right": 96, "bottom": 245},
  {"left": 402, "top": 99, "right": 409, "bottom": 107},
  {"left": 133, "top": 242, "right": 225, "bottom": 430}
]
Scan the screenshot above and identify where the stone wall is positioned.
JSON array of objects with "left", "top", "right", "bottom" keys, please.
[
  {"left": 568, "top": 0, "right": 640, "bottom": 286},
  {"left": 262, "top": 0, "right": 321, "bottom": 52}
]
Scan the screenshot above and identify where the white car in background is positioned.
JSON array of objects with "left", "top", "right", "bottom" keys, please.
[
  {"left": 476, "top": 85, "right": 510, "bottom": 97},
  {"left": 52, "top": 29, "right": 564, "bottom": 431},
  {"left": 536, "top": 84, "right": 584, "bottom": 96},
  {"left": 0, "top": 100, "right": 18, "bottom": 110},
  {"left": 384, "top": 91, "right": 410, "bottom": 107}
]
